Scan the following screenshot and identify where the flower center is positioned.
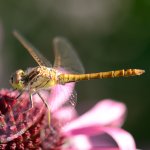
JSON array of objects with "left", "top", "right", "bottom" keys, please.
[
  {"left": 41, "top": 116, "right": 65, "bottom": 150},
  {"left": 0, "top": 89, "right": 66, "bottom": 149}
]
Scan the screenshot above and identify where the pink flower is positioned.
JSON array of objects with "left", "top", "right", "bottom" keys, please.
[
  {"left": 0, "top": 86, "right": 136, "bottom": 150},
  {"left": 43, "top": 81, "right": 136, "bottom": 150},
  {"left": 60, "top": 100, "right": 136, "bottom": 150}
]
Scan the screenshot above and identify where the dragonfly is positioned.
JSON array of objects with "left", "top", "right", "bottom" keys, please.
[{"left": 10, "top": 31, "right": 145, "bottom": 127}]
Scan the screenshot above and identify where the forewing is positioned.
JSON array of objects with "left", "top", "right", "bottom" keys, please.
[
  {"left": 13, "top": 31, "right": 52, "bottom": 67},
  {"left": 53, "top": 37, "right": 85, "bottom": 73}
]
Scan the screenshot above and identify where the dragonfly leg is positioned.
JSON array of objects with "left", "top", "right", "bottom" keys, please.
[
  {"left": 29, "top": 93, "right": 34, "bottom": 110},
  {"left": 37, "top": 92, "right": 51, "bottom": 127},
  {"left": 8, "top": 90, "right": 23, "bottom": 101},
  {"left": 23, "top": 92, "right": 34, "bottom": 113},
  {"left": 15, "top": 91, "right": 23, "bottom": 99},
  {"left": 37, "top": 92, "right": 49, "bottom": 108}
]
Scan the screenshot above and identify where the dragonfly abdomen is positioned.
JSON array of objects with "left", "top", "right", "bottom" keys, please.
[{"left": 58, "top": 69, "right": 145, "bottom": 84}]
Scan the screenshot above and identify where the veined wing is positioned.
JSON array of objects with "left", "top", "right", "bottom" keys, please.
[
  {"left": 53, "top": 37, "right": 85, "bottom": 74},
  {"left": 52, "top": 37, "right": 84, "bottom": 114},
  {"left": 13, "top": 31, "right": 52, "bottom": 67}
]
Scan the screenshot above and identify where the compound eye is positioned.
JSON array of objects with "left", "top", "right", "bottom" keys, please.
[{"left": 17, "top": 70, "right": 24, "bottom": 76}]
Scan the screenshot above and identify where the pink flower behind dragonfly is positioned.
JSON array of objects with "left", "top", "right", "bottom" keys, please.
[
  {"left": 0, "top": 87, "right": 136, "bottom": 150},
  {"left": 45, "top": 94, "right": 136, "bottom": 150}
]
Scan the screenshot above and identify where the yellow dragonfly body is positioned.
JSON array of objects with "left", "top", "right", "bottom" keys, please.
[
  {"left": 11, "top": 65, "right": 144, "bottom": 92},
  {"left": 10, "top": 31, "right": 145, "bottom": 125}
]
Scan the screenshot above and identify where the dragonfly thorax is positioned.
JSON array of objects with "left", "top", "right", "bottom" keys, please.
[
  {"left": 25, "top": 66, "right": 58, "bottom": 91},
  {"left": 10, "top": 69, "right": 26, "bottom": 90},
  {"left": 10, "top": 66, "right": 59, "bottom": 92}
]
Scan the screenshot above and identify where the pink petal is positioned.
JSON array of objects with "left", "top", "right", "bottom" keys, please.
[
  {"left": 53, "top": 106, "right": 77, "bottom": 125},
  {"left": 63, "top": 126, "right": 136, "bottom": 150},
  {"left": 64, "top": 135, "right": 92, "bottom": 150},
  {"left": 48, "top": 82, "right": 75, "bottom": 112},
  {"left": 62, "top": 99, "right": 126, "bottom": 133},
  {"left": 104, "top": 128, "right": 136, "bottom": 150}
]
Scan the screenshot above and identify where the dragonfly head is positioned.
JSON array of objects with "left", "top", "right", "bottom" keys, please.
[{"left": 10, "top": 69, "right": 25, "bottom": 90}]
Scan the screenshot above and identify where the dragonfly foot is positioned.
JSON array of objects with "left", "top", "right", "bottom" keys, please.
[{"left": 22, "top": 106, "right": 33, "bottom": 114}]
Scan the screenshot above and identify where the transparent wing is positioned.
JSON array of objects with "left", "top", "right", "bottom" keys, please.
[
  {"left": 53, "top": 37, "right": 85, "bottom": 74},
  {"left": 67, "top": 90, "right": 77, "bottom": 107},
  {"left": 13, "top": 31, "right": 52, "bottom": 67},
  {"left": 48, "top": 82, "right": 76, "bottom": 112}
]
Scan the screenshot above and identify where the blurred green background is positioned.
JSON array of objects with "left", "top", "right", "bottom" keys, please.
[{"left": 0, "top": 0, "right": 149, "bottom": 149}]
